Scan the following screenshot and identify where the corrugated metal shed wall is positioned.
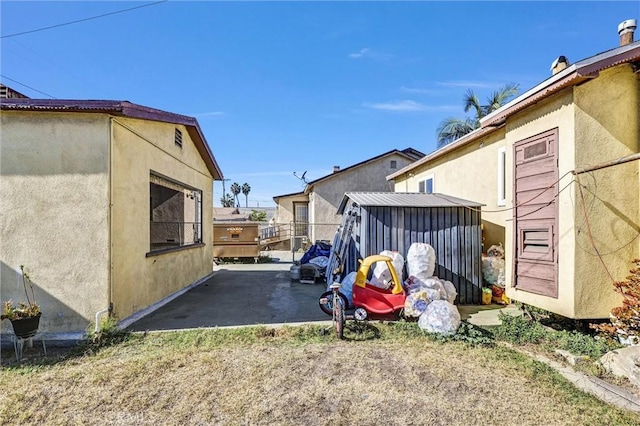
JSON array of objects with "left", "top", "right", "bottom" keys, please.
[{"left": 343, "top": 205, "right": 482, "bottom": 304}]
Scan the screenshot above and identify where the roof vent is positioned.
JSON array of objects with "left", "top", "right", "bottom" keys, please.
[
  {"left": 333, "top": 166, "right": 340, "bottom": 173},
  {"left": 550, "top": 56, "right": 569, "bottom": 75},
  {"left": 618, "top": 19, "right": 637, "bottom": 46}
]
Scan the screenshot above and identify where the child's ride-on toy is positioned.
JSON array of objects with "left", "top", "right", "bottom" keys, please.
[{"left": 352, "top": 255, "right": 405, "bottom": 321}]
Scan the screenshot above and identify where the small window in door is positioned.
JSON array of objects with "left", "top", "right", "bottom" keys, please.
[{"left": 523, "top": 141, "right": 547, "bottom": 160}]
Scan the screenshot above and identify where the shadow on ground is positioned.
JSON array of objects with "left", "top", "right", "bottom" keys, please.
[{"left": 128, "top": 261, "right": 330, "bottom": 331}]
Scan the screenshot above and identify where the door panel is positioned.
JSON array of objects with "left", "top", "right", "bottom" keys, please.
[{"left": 513, "top": 129, "right": 559, "bottom": 298}]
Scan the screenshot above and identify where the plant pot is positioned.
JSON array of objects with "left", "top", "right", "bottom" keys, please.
[{"left": 10, "top": 313, "right": 41, "bottom": 339}]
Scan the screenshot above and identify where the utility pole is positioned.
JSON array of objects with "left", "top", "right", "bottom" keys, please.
[{"left": 221, "top": 179, "right": 231, "bottom": 198}]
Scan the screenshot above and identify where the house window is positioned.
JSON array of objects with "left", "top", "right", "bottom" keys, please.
[
  {"left": 497, "top": 147, "right": 506, "bottom": 206},
  {"left": 418, "top": 174, "right": 434, "bottom": 194},
  {"left": 390, "top": 160, "right": 397, "bottom": 169},
  {"left": 149, "top": 173, "right": 202, "bottom": 253},
  {"left": 175, "top": 128, "right": 183, "bottom": 148}
]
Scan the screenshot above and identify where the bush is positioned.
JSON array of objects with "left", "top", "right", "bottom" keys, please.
[{"left": 591, "top": 259, "right": 640, "bottom": 345}]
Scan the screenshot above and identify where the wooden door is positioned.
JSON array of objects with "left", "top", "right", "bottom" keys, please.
[{"left": 513, "top": 129, "right": 559, "bottom": 297}]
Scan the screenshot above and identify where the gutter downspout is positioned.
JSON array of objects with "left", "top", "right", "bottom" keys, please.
[{"left": 95, "top": 116, "right": 115, "bottom": 333}]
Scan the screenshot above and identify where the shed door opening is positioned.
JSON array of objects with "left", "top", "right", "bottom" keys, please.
[{"left": 513, "top": 129, "right": 559, "bottom": 297}]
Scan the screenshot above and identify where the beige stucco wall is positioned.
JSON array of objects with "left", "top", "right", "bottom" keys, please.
[
  {"left": 393, "top": 130, "right": 509, "bottom": 252},
  {"left": 310, "top": 153, "right": 413, "bottom": 242},
  {"left": 393, "top": 65, "right": 639, "bottom": 319},
  {"left": 274, "top": 193, "right": 309, "bottom": 225},
  {"left": 504, "top": 88, "right": 577, "bottom": 317},
  {"left": 571, "top": 65, "right": 640, "bottom": 318},
  {"left": 0, "top": 112, "right": 110, "bottom": 335},
  {"left": 110, "top": 117, "right": 213, "bottom": 320}
]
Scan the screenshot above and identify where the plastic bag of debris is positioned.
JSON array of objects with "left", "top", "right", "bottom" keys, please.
[
  {"left": 482, "top": 255, "right": 505, "bottom": 287},
  {"left": 404, "top": 291, "right": 429, "bottom": 317},
  {"left": 370, "top": 250, "right": 404, "bottom": 289},
  {"left": 406, "top": 243, "right": 436, "bottom": 278},
  {"left": 442, "top": 280, "right": 458, "bottom": 304},
  {"left": 405, "top": 275, "right": 447, "bottom": 302},
  {"left": 487, "top": 243, "right": 505, "bottom": 259},
  {"left": 418, "top": 300, "right": 461, "bottom": 335}
]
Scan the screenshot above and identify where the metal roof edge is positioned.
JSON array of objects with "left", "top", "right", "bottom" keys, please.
[
  {"left": 1, "top": 99, "right": 223, "bottom": 180},
  {"left": 481, "top": 41, "right": 640, "bottom": 126}
]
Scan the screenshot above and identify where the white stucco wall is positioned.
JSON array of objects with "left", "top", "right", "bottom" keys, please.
[{"left": 0, "top": 112, "right": 110, "bottom": 335}]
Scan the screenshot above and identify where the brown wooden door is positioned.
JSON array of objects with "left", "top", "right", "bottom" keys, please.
[{"left": 513, "top": 129, "right": 559, "bottom": 297}]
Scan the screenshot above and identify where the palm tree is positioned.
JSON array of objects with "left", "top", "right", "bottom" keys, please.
[
  {"left": 230, "top": 182, "right": 241, "bottom": 208},
  {"left": 436, "top": 83, "right": 519, "bottom": 148},
  {"left": 241, "top": 183, "right": 251, "bottom": 208},
  {"left": 220, "top": 193, "right": 234, "bottom": 207}
]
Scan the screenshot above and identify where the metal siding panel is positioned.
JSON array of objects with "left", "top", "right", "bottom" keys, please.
[
  {"left": 464, "top": 208, "right": 473, "bottom": 303},
  {"left": 444, "top": 208, "right": 453, "bottom": 283}
]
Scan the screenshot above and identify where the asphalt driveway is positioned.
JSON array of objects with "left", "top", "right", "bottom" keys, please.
[{"left": 128, "top": 252, "right": 330, "bottom": 331}]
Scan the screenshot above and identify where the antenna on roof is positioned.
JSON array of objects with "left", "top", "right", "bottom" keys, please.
[{"left": 293, "top": 171, "right": 308, "bottom": 184}]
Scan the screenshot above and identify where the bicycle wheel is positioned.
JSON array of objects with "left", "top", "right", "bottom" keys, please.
[
  {"left": 319, "top": 290, "right": 348, "bottom": 316},
  {"left": 334, "top": 295, "right": 345, "bottom": 339}
]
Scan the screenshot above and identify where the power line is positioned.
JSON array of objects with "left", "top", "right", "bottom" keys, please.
[
  {"left": 0, "top": 75, "right": 55, "bottom": 98},
  {"left": 1, "top": 1, "right": 168, "bottom": 39}
]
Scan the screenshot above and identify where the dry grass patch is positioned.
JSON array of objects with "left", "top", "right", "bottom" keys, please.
[{"left": 1, "top": 324, "right": 638, "bottom": 425}]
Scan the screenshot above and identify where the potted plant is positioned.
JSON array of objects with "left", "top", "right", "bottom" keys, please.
[{"left": 1, "top": 265, "right": 41, "bottom": 339}]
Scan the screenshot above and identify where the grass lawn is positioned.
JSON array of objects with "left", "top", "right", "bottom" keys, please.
[{"left": 1, "top": 323, "right": 638, "bottom": 425}]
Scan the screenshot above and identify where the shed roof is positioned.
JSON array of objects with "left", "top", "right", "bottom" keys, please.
[
  {"left": 338, "top": 192, "right": 484, "bottom": 214},
  {"left": 0, "top": 99, "right": 223, "bottom": 180}
]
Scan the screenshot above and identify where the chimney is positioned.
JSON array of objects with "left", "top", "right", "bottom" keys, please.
[
  {"left": 333, "top": 166, "right": 340, "bottom": 173},
  {"left": 618, "top": 19, "right": 637, "bottom": 46},
  {"left": 550, "top": 56, "right": 569, "bottom": 75}
]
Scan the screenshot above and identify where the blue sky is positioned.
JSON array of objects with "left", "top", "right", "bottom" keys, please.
[{"left": 2, "top": 1, "right": 638, "bottom": 207}]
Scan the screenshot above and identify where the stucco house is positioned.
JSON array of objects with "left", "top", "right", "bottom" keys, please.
[
  {"left": 388, "top": 22, "right": 640, "bottom": 319},
  {"left": 273, "top": 148, "right": 424, "bottom": 246},
  {"left": 0, "top": 99, "right": 223, "bottom": 339}
]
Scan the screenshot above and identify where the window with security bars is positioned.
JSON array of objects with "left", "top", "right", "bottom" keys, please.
[{"left": 149, "top": 173, "right": 202, "bottom": 253}]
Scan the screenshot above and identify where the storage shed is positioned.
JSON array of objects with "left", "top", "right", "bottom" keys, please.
[{"left": 336, "top": 192, "right": 484, "bottom": 304}]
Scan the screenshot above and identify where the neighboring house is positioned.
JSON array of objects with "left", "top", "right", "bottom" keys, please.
[
  {"left": 0, "top": 84, "right": 29, "bottom": 99},
  {"left": 388, "top": 23, "right": 640, "bottom": 319},
  {"left": 273, "top": 148, "right": 425, "bottom": 246},
  {"left": 0, "top": 99, "right": 223, "bottom": 338}
]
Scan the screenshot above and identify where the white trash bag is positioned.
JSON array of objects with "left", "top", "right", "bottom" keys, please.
[
  {"left": 482, "top": 256, "right": 506, "bottom": 287},
  {"left": 418, "top": 300, "right": 461, "bottom": 335},
  {"left": 406, "top": 243, "right": 436, "bottom": 278},
  {"left": 406, "top": 276, "right": 446, "bottom": 301},
  {"left": 442, "top": 280, "right": 458, "bottom": 304},
  {"left": 404, "top": 291, "right": 429, "bottom": 317},
  {"left": 370, "top": 250, "right": 404, "bottom": 289}
]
